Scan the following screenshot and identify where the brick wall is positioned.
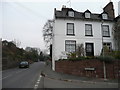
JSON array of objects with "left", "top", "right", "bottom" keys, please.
[{"left": 55, "top": 60, "right": 120, "bottom": 79}]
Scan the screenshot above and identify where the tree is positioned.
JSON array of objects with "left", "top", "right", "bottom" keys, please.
[
  {"left": 25, "top": 47, "right": 40, "bottom": 62},
  {"left": 43, "top": 19, "right": 53, "bottom": 49},
  {"left": 31, "top": 48, "right": 39, "bottom": 61},
  {"left": 12, "top": 39, "right": 21, "bottom": 47},
  {"left": 113, "top": 16, "right": 120, "bottom": 51}
]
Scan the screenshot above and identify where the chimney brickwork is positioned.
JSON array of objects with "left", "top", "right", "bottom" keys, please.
[{"left": 103, "top": 2, "right": 115, "bottom": 18}]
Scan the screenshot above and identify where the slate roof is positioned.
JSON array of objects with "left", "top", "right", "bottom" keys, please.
[
  {"left": 55, "top": 8, "right": 114, "bottom": 21},
  {"left": 114, "top": 15, "right": 120, "bottom": 21}
]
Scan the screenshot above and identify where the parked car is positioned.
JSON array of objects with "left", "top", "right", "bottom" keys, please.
[{"left": 19, "top": 61, "right": 29, "bottom": 68}]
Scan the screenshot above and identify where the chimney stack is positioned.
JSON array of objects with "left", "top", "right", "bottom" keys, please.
[{"left": 103, "top": 2, "right": 115, "bottom": 18}]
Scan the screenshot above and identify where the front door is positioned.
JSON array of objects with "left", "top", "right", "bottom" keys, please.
[{"left": 85, "top": 43, "right": 94, "bottom": 56}]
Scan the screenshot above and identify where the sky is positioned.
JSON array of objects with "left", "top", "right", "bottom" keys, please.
[
  {"left": 118, "top": 1, "right": 120, "bottom": 15},
  {"left": 1, "top": 0, "right": 120, "bottom": 50}
]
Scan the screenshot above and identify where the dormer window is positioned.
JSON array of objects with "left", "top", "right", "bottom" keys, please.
[
  {"left": 68, "top": 11, "right": 74, "bottom": 17},
  {"left": 84, "top": 10, "right": 91, "bottom": 18},
  {"left": 85, "top": 12, "right": 90, "bottom": 18},
  {"left": 102, "top": 13, "right": 108, "bottom": 19}
]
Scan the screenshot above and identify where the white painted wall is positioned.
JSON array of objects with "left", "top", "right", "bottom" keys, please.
[{"left": 52, "top": 18, "right": 114, "bottom": 70}]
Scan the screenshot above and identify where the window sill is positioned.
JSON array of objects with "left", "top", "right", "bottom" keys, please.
[
  {"left": 67, "top": 34, "right": 75, "bottom": 36},
  {"left": 103, "top": 36, "right": 110, "bottom": 37},
  {"left": 85, "top": 35, "right": 93, "bottom": 37}
]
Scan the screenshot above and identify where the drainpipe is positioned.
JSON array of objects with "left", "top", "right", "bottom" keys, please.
[
  {"left": 101, "top": 20, "right": 107, "bottom": 80},
  {"left": 103, "top": 61, "right": 107, "bottom": 80}
]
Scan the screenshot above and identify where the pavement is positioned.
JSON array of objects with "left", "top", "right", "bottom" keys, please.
[{"left": 42, "top": 60, "right": 119, "bottom": 84}]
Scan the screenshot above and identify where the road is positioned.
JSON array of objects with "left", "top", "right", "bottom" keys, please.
[
  {"left": 2, "top": 62, "right": 45, "bottom": 89},
  {"left": 1, "top": 61, "right": 118, "bottom": 89}
]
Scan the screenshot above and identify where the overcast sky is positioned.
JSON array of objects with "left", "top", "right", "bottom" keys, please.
[{"left": 1, "top": 0, "right": 119, "bottom": 50}]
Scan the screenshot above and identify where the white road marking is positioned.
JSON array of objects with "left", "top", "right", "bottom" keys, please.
[
  {"left": 34, "top": 85, "right": 38, "bottom": 90},
  {"left": 34, "top": 75, "right": 42, "bottom": 89},
  {"left": 35, "top": 85, "right": 38, "bottom": 87},
  {"left": 36, "top": 81, "right": 39, "bottom": 84},
  {"left": 37, "top": 79, "right": 40, "bottom": 82},
  {"left": 0, "top": 74, "right": 12, "bottom": 80},
  {"left": 1, "top": 68, "right": 29, "bottom": 80}
]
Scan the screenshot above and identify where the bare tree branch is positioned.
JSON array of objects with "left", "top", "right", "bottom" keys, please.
[{"left": 43, "top": 19, "right": 53, "bottom": 49}]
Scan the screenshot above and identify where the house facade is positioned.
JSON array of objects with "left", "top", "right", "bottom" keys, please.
[{"left": 52, "top": 2, "right": 115, "bottom": 70}]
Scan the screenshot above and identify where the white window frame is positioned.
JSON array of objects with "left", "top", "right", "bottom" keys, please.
[
  {"left": 85, "top": 12, "right": 90, "bottom": 18},
  {"left": 102, "top": 25, "right": 110, "bottom": 37},
  {"left": 103, "top": 42, "right": 112, "bottom": 51},
  {"left": 85, "top": 24, "right": 93, "bottom": 36},
  {"left": 102, "top": 13, "right": 108, "bottom": 19},
  {"left": 65, "top": 40, "right": 76, "bottom": 52},
  {"left": 67, "top": 23, "right": 74, "bottom": 35},
  {"left": 68, "top": 11, "right": 74, "bottom": 17}
]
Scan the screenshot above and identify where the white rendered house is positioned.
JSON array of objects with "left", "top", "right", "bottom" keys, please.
[{"left": 52, "top": 2, "right": 115, "bottom": 70}]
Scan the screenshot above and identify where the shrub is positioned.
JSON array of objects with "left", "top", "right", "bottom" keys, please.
[
  {"left": 76, "top": 43, "right": 85, "bottom": 57},
  {"left": 97, "top": 56, "right": 115, "bottom": 63},
  {"left": 112, "top": 51, "right": 120, "bottom": 59},
  {"left": 67, "top": 52, "right": 77, "bottom": 59},
  {"left": 62, "top": 56, "right": 96, "bottom": 61}
]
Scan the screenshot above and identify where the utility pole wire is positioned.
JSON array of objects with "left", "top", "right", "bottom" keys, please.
[
  {"left": 13, "top": 2, "right": 49, "bottom": 20},
  {"left": 7, "top": 2, "right": 45, "bottom": 23},
  {"left": 67, "top": 0, "right": 71, "bottom": 7}
]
